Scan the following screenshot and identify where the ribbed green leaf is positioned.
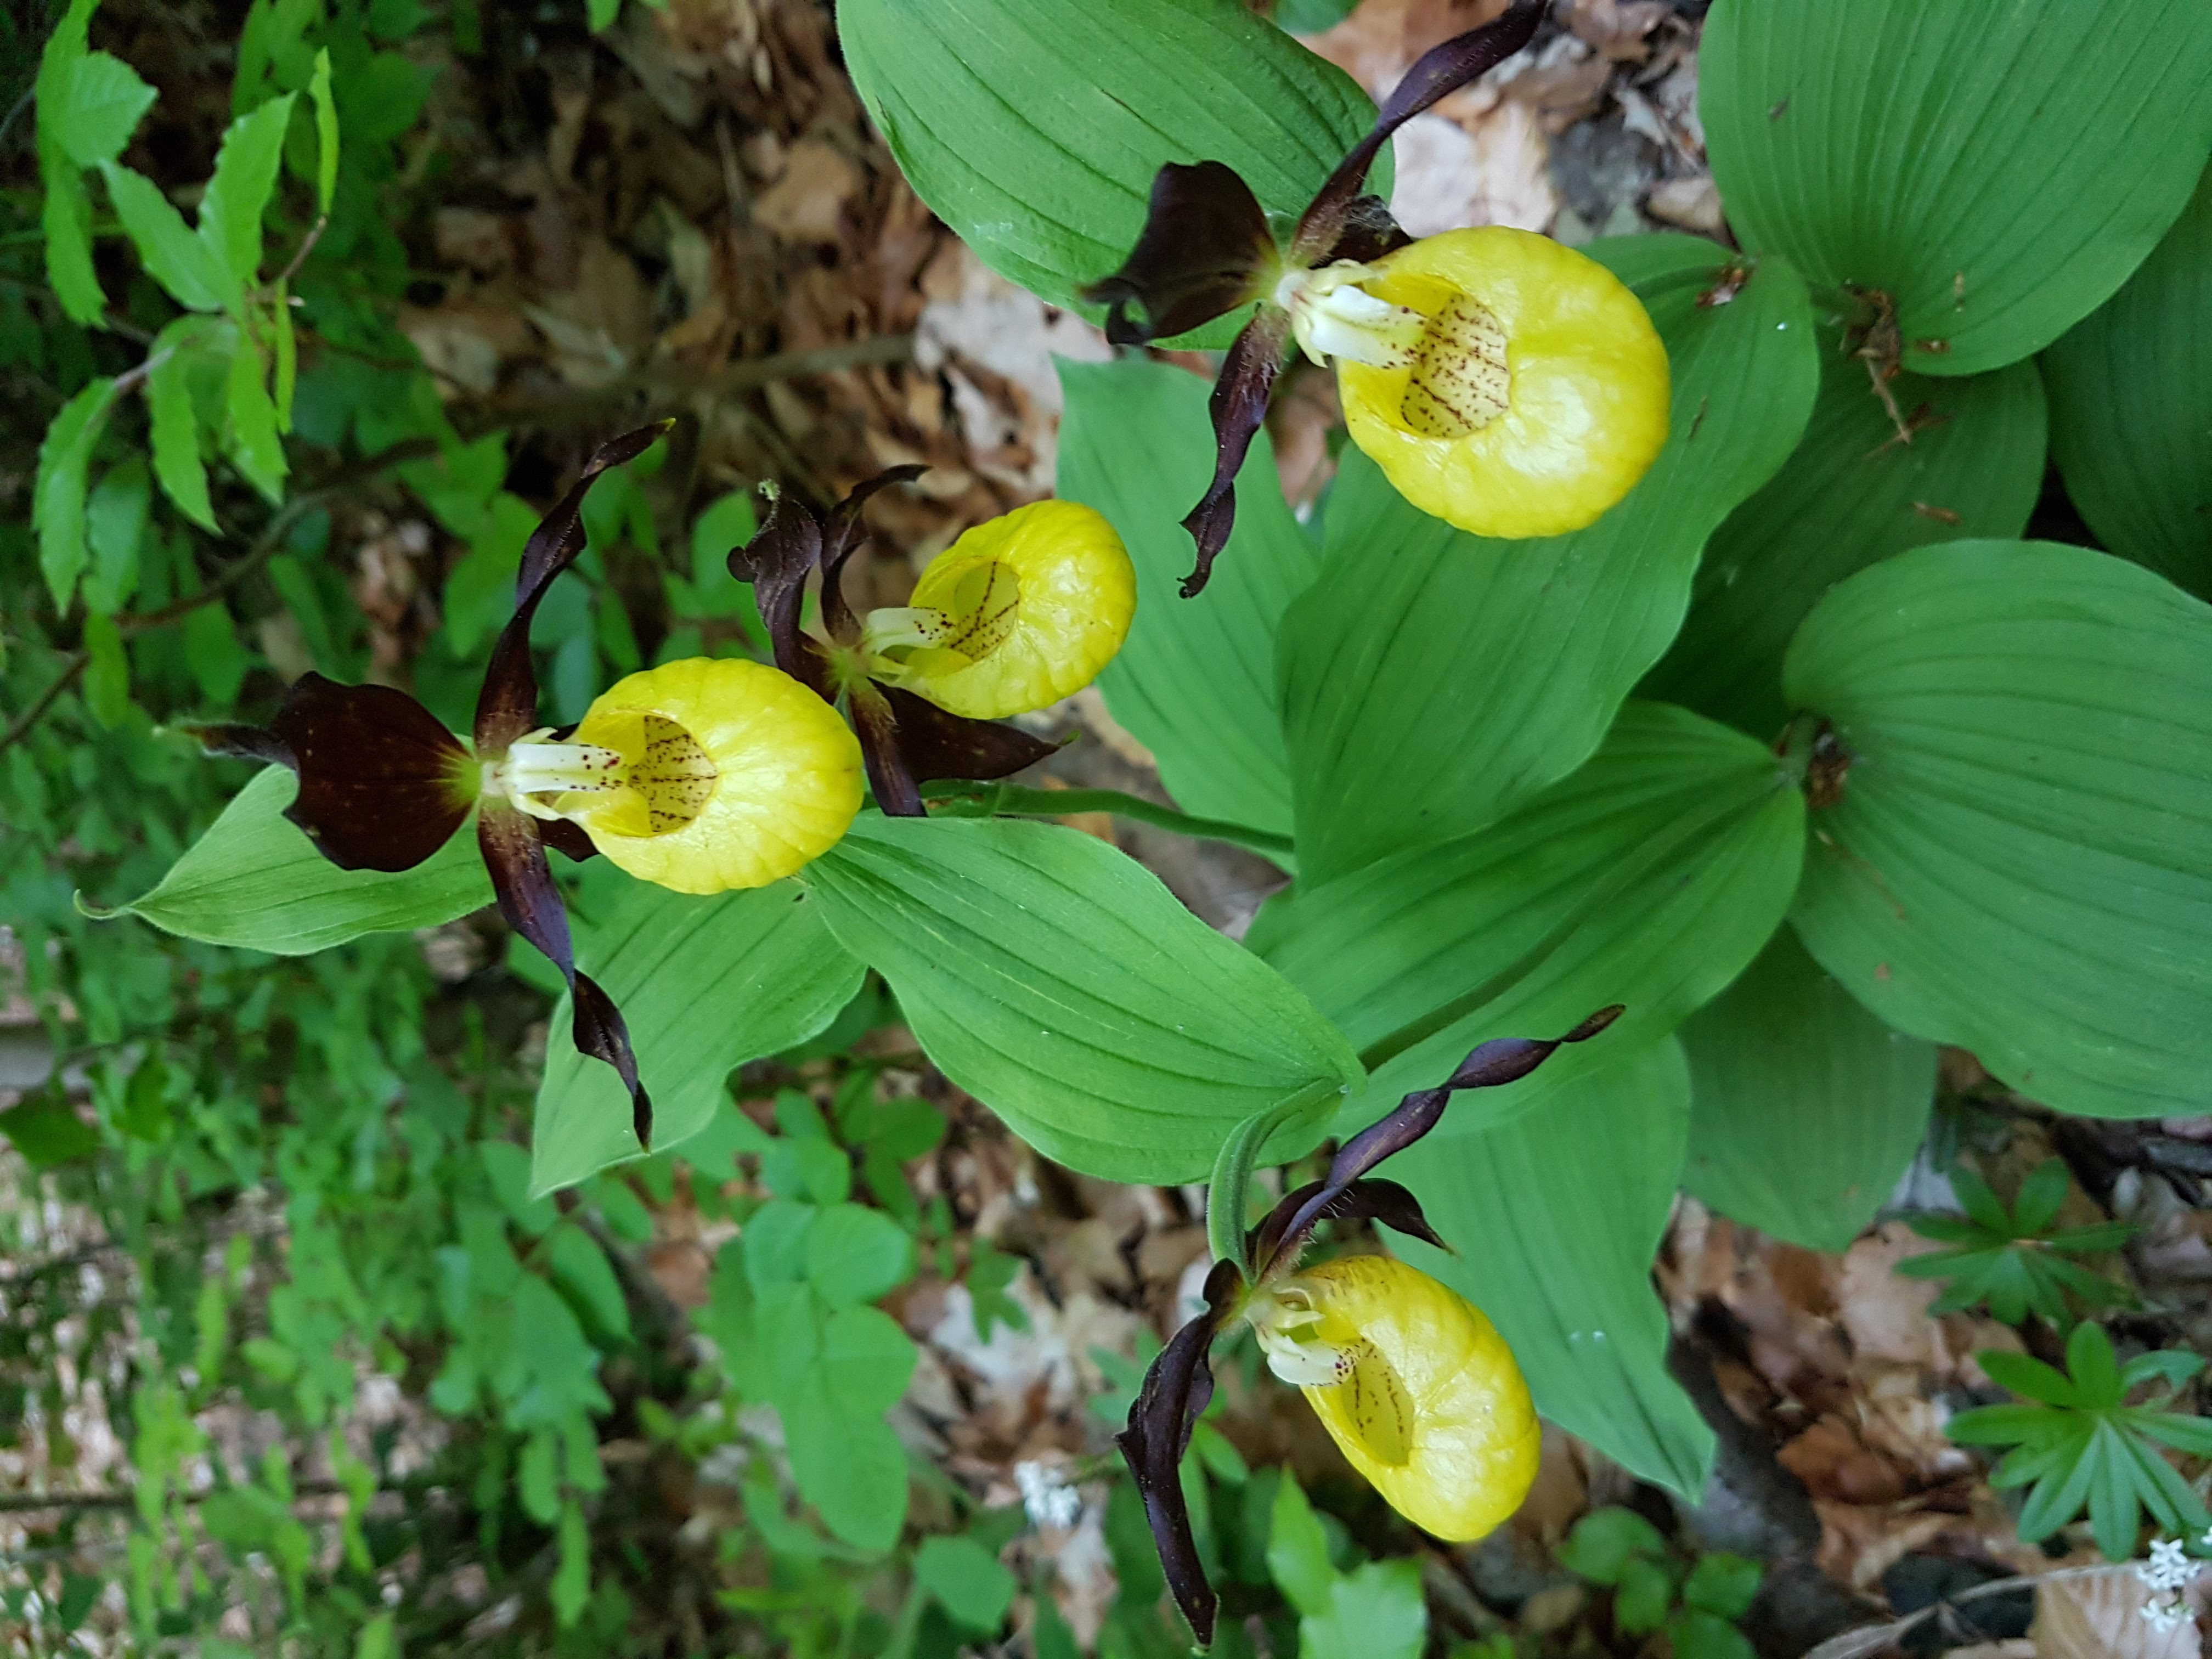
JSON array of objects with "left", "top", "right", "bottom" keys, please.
[
  {"left": 1644, "top": 336, "right": 2045, "bottom": 740},
  {"left": 100, "top": 163, "right": 232, "bottom": 313},
  {"left": 1251, "top": 702, "right": 1804, "bottom": 1138},
  {"left": 1680, "top": 927, "right": 1935, "bottom": 1251},
  {"left": 837, "top": 0, "right": 1379, "bottom": 338},
  {"left": 198, "top": 94, "right": 294, "bottom": 298},
  {"left": 1278, "top": 238, "right": 1817, "bottom": 882},
  {"left": 531, "top": 880, "right": 865, "bottom": 1194},
  {"left": 804, "top": 814, "right": 1361, "bottom": 1183},
  {"left": 1057, "top": 356, "right": 1316, "bottom": 839},
  {"left": 1786, "top": 540, "right": 2212, "bottom": 1118},
  {"left": 34, "top": 377, "right": 114, "bottom": 611},
  {"left": 1702, "top": 0, "right": 2212, "bottom": 376},
  {"left": 2044, "top": 163, "right": 2212, "bottom": 599},
  {"left": 91, "top": 766, "right": 490, "bottom": 953},
  {"left": 1391, "top": 1039, "right": 1714, "bottom": 1498}
]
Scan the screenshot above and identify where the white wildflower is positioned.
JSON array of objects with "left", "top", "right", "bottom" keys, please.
[
  {"left": 2137, "top": 1536, "right": 2203, "bottom": 1593},
  {"left": 2141, "top": 1591, "right": 2191, "bottom": 1633},
  {"left": 1014, "top": 1459, "right": 1082, "bottom": 1531}
]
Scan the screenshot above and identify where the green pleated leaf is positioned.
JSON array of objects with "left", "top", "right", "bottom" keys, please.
[
  {"left": 1057, "top": 356, "right": 1316, "bottom": 839},
  {"left": 1701, "top": 0, "right": 2212, "bottom": 377},
  {"left": 1250, "top": 702, "right": 1804, "bottom": 1139},
  {"left": 803, "top": 813, "right": 1361, "bottom": 1183},
  {"left": 1278, "top": 237, "right": 1818, "bottom": 882},
  {"left": 532, "top": 880, "right": 865, "bottom": 1194},
  {"left": 197, "top": 93, "right": 294, "bottom": 298},
  {"left": 1644, "top": 334, "right": 2046, "bottom": 741},
  {"left": 837, "top": 0, "right": 1379, "bottom": 338},
  {"left": 1391, "top": 1038, "right": 1713, "bottom": 1498},
  {"left": 2044, "top": 163, "right": 2212, "bottom": 599},
  {"left": 1786, "top": 540, "right": 2212, "bottom": 1119},
  {"left": 1680, "top": 927, "right": 1936, "bottom": 1252},
  {"left": 89, "top": 766, "right": 490, "bottom": 953}
]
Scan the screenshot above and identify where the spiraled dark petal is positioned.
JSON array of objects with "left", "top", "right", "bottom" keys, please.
[
  {"left": 480, "top": 803, "right": 653, "bottom": 1146},
  {"left": 1293, "top": 2, "right": 1545, "bottom": 262},
  {"left": 819, "top": 465, "right": 929, "bottom": 647},
  {"left": 1251, "top": 1005, "right": 1621, "bottom": 1278},
  {"left": 202, "top": 673, "right": 471, "bottom": 873},
  {"left": 1116, "top": 1257, "right": 1242, "bottom": 1647},
  {"left": 1178, "top": 307, "right": 1291, "bottom": 599},
  {"left": 536, "top": 816, "right": 599, "bottom": 863},
  {"left": 729, "top": 489, "right": 828, "bottom": 695},
  {"left": 476, "top": 422, "right": 674, "bottom": 754},
  {"left": 878, "top": 684, "right": 1060, "bottom": 785},
  {"left": 1080, "top": 161, "right": 1275, "bottom": 346},
  {"left": 849, "top": 680, "right": 923, "bottom": 819}
]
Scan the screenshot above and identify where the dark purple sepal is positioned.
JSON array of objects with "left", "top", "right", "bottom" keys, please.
[
  {"left": 1252, "top": 1178, "right": 1444, "bottom": 1272},
  {"left": 1323, "top": 194, "right": 1414, "bottom": 267},
  {"left": 728, "top": 488, "right": 829, "bottom": 696},
  {"left": 1250, "top": 1005, "right": 1621, "bottom": 1278},
  {"left": 877, "top": 685, "right": 1061, "bottom": 785},
  {"left": 476, "top": 422, "right": 674, "bottom": 754},
  {"left": 479, "top": 803, "right": 653, "bottom": 1148},
  {"left": 1081, "top": 161, "right": 1277, "bottom": 346},
  {"left": 1293, "top": 2, "right": 1545, "bottom": 263},
  {"left": 849, "top": 680, "right": 924, "bottom": 819},
  {"left": 818, "top": 465, "right": 928, "bottom": 647},
  {"left": 202, "top": 672, "right": 473, "bottom": 874},
  {"left": 1178, "top": 307, "right": 1292, "bottom": 597},
  {"left": 1116, "top": 1257, "right": 1244, "bottom": 1648},
  {"left": 536, "top": 816, "right": 600, "bottom": 863}
]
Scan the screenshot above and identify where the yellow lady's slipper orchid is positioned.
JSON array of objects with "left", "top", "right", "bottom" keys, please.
[
  {"left": 1299, "top": 228, "right": 1669, "bottom": 541},
  {"left": 862, "top": 500, "right": 1135, "bottom": 720},
  {"left": 493, "top": 657, "right": 862, "bottom": 895},
  {"left": 1251, "top": 1255, "right": 1538, "bottom": 1541}
]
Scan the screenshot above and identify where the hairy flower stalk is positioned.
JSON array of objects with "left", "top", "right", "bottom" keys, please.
[
  {"left": 1081, "top": 1, "right": 1666, "bottom": 591},
  {"left": 1118, "top": 1006, "right": 1622, "bottom": 1647}
]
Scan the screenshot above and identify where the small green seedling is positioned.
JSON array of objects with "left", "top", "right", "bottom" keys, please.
[
  {"left": 1899, "top": 1159, "right": 2135, "bottom": 1325},
  {"left": 1948, "top": 1320, "right": 2212, "bottom": 1560},
  {"left": 1556, "top": 1506, "right": 1762, "bottom": 1659}
]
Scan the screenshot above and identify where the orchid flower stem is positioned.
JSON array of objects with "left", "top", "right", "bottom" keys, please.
[{"left": 920, "top": 782, "right": 1295, "bottom": 861}]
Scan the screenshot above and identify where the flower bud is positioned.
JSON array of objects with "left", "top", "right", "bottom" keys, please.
[
  {"left": 497, "top": 657, "right": 862, "bottom": 894},
  {"left": 1252, "top": 1255, "right": 1537, "bottom": 1541},
  {"left": 1321, "top": 228, "right": 1669, "bottom": 540},
  {"left": 864, "top": 500, "right": 1135, "bottom": 720}
]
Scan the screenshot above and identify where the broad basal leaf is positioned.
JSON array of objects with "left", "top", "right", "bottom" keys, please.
[
  {"left": 837, "top": 0, "right": 1378, "bottom": 337},
  {"left": 1278, "top": 236, "right": 1817, "bottom": 882},
  {"left": 1681, "top": 927, "right": 1936, "bottom": 1252},
  {"left": 803, "top": 813, "right": 1361, "bottom": 1183},
  {"left": 532, "top": 879, "right": 866, "bottom": 1194},
  {"left": 1251, "top": 702, "right": 1804, "bottom": 1138},
  {"left": 2044, "top": 162, "right": 2212, "bottom": 599},
  {"left": 89, "top": 766, "right": 490, "bottom": 953},
  {"left": 1644, "top": 332, "right": 2045, "bottom": 740},
  {"left": 1702, "top": 0, "right": 2212, "bottom": 376},
  {"left": 1786, "top": 540, "right": 2212, "bottom": 1119},
  {"left": 1058, "top": 356, "right": 1316, "bottom": 839},
  {"left": 1390, "top": 1038, "right": 1714, "bottom": 1498}
]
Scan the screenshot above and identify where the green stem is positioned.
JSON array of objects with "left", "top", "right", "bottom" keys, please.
[{"left": 922, "top": 781, "right": 1295, "bottom": 861}]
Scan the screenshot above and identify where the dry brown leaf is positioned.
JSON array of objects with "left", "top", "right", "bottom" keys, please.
[
  {"left": 2033, "top": 1566, "right": 2205, "bottom": 1659},
  {"left": 751, "top": 138, "right": 861, "bottom": 244},
  {"left": 1390, "top": 103, "right": 1559, "bottom": 235},
  {"left": 1647, "top": 174, "right": 1724, "bottom": 234}
]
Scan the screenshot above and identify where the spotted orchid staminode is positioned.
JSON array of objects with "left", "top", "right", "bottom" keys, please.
[
  {"left": 1120, "top": 1007, "right": 1622, "bottom": 1647},
  {"left": 195, "top": 425, "right": 862, "bottom": 1150},
  {"left": 732, "top": 477, "right": 1134, "bottom": 814},
  {"left": 1082, "top": 2, "right": 1667, "bottom": 591}
]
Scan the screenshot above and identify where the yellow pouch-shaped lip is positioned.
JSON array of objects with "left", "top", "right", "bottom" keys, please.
[
  {"left": 1292, "top": 1255, "right": 1540, "bottom": 1542},
  {"left": 890, "top": 500, "right": 1136, "bottom": 720},
  {"left": 1338, "top": 227, "right": 1669, "bottom": 541},
  {"left": 561, "top": 657, "right": 862, "bottom": 895}
]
